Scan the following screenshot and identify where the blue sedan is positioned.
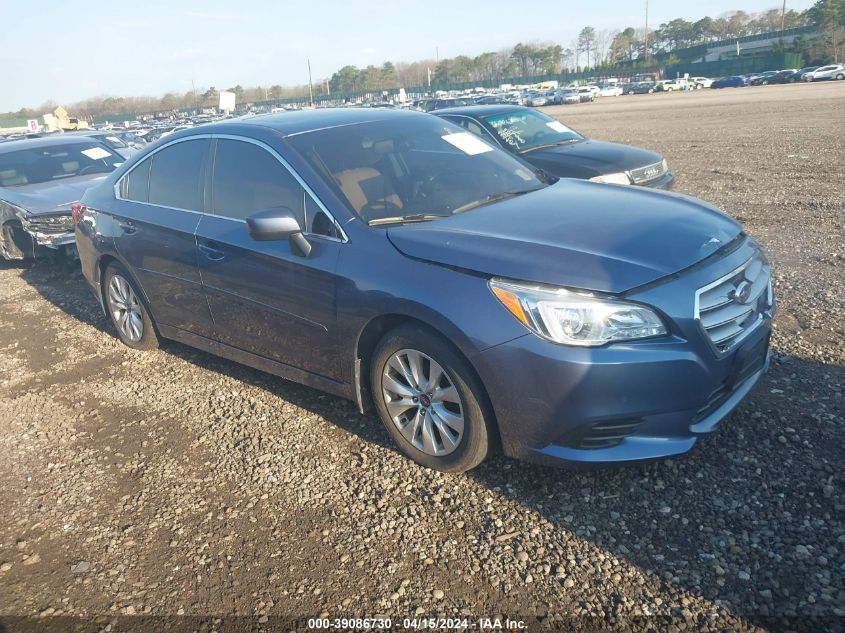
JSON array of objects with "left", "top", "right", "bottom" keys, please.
[{"left": 74, "top": 109, "right": 774, "bottom": 471}]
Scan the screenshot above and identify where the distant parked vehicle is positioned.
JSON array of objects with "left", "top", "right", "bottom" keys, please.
[
  {"left": 523, "top": 91, "right": 549, "bottom": 107},
  {"left": 576, "top": 87, "right": 595, "bottom": 102},
  {"left": 434, "top": 105, "right": 673, "bottom": 189},
  {"left": 789, "top": 66, "right": 819, "bottom": 82},
  {"left": 157, "top": 125, "right": 194, "bottom": 140},
  {"left": 654, "top": 79, "right": 681, "bottom": 92},
  {"left": 554, "top": 88, "right": 581, "bottom": 104},
  {"left": 749, "top": 71, "right": 779, "bottom": 85},
  {"left": 0, "top": 136, "right": 122, "bottom": 259},
  {"left": 690, "top": 76, "right": 713, "bottom": 89},
  {"left": 419, "top": 98, "right": 473, "bottom": 112},
  {"left": 597, "top": 85, "right": 623, "bottom": 97},
  {"left": 64, "top": 130, "right": 143, "bottom": 160},
  {"left": 473, "top": 95, "right": 517, "bottom": 105},
  {"left": 711, "top": 76, "right": 748, "bottom": 88},
  {"left": 626, "top": 82, "right": 656, "bottom": 94},
  {"left": 806, "top": 64, "right": 845, "bottom": 81}
]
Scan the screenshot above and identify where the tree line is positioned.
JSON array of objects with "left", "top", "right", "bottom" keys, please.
[{"left": 4, "top": 1, "right": 843, "bottom": 121}]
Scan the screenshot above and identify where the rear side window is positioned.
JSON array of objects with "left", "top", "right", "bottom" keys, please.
[
  {"left": 211, "top": 139, "right": 305, "bottom": 224},
  {"left": 120, "top": 157, "right": 151, "bottom": 202},
  {"left": 147, "top": 139, "right": 209, "bottom": 211}
]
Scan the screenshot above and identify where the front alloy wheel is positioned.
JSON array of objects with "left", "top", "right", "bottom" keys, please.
[
  {"left": 371, "top": 325, "right": 493, "bottom": 472},
  {"left": 381, "top": 349, "right": 464, "bottom": 456}
]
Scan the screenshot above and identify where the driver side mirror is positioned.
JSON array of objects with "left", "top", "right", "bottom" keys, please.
[{"left": 246, "top": 207, "right": 311, "bottom": 257}]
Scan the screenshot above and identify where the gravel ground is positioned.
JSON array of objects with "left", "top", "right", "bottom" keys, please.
[{"left": 0, "top": 82, "right": 842, "bottom": 632}]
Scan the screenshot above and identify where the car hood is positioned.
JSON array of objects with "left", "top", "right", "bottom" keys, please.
[
  {"left": 386, "top": 180, "right": 741, "bottom": 293},
  {"left": 0, "top": 174, "right": 107, "bottom": 216},
  {"left": 521, "top": 139, "right": 662, "bottom": 178}
]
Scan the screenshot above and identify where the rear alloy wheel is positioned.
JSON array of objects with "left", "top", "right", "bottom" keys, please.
[
  {"left": 371, "top": 325, "right": 493, "bottom": 472},
  {"left": 836, "top": 74, "right": 844, "bottom": 80},
  {"left": 103, "top": 262, "right": 159, "bottom": 349}
]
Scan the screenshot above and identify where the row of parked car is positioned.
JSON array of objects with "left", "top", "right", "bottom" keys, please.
[
  {"left": 0, "top": 103, "right": 774, "bottom": 473},
  {"left": 711, "top": 64, "right": 845, "bottom": 88}
]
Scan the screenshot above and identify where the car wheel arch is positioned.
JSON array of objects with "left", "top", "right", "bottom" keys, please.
[
  {"left": 97, "top": 254, "right": 158, "bottom": 328},
  {"left": 354, "top": 313, "right": 502, "bottom": 448}
]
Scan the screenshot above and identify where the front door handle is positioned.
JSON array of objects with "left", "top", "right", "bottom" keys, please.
[
  {"left": 198, "top": 243, "right": 225, "bottom": 261},
  {"left": 118, "top": 222, "right": 137, "bottom": 235}
]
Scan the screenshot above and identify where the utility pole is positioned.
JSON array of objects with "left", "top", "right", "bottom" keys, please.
[
  {"left": 781, "top": 0, "right": 787, "bottom": 32},
  {"left": 326, "top": 79, "right": 330, "bottom": 97},
  {"left": 644, "top": 0, "right": 649, "bottom": 66},
  {"left": 307, "top": 58, "right": 314, "bottom": 106}
]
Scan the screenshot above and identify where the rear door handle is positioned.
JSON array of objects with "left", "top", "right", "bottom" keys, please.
[
  {"left": 198, "top": 243, "right": 225, "bottom": 261},
  {"left": 118, "top": 222, "right": 137, "bottom": 235}
]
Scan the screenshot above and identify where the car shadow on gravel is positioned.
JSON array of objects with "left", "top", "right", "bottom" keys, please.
[
  {"left": 17, "top": 258, "right": 113, "bottom": 334},
  {"left": 16, "top": 261, "right": 843, "bottom": 627},
  {"left": 466, "top": 353, "right": 843, "bottom": 626}
]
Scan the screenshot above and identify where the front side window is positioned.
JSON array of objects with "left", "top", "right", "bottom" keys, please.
[
  {"left": 147, "top": 139, "right": 209, "bottom": 211},
  {"left": 287, "top": 115, "right": 546, "bottom": 225},
  {"left": 211, "top": 139, "right": 305, "bottom": 225},
  {"left": 481, "top": 110, "right": 584, "bottom": 153},
  {"left": 0, "top": 142, "right": 122, "bottom": 187},
  {"left": 211, "top": 139, "right": 338, "bottom": 237}
]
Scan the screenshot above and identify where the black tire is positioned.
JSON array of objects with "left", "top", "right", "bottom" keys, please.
[
  {"left": 836, "top": 74, "right": 844, "bottom": 81},
  {"left": 102, "top": 262, "right": 159, "bottom": 350},
  {"left": 370, "top": 324, "right": 494, "bottom": 472}
]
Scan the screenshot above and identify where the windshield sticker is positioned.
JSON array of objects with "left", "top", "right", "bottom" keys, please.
[
  {"left": 441, "top": 132, "right": 494, "bottom": 155},
  {"left": 81, "top": 147, "right": 112, "bottom": 161},
  {"left": 546, "top": 121, "right": 571, "bottom": 133}
]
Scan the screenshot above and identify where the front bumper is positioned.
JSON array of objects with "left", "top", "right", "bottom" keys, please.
[
  {"left": 476, "top": 324, "right": 770, "bottom": 468},
  {"left": 472, "top": 238, "right": 772, "bottom": 468},
  {"left": 21, "top": 214, "right": 75, "bottom": 249}
]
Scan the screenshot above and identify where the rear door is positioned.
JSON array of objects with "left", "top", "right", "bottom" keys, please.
[
  {"left": 195, "top": 137, "right": 344, "bottom": 380},
  {"left": 113, "top": 137, "right": 214, "bottom": 336}
]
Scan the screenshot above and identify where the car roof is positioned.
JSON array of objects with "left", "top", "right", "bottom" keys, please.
[
  {"left": 0, "top": 134, "right": 107, "bottom": 155},
  {"left": 215, "top": 108, "right": 432, "bottom": 137},
  {"left": 433, "top": 104, "right": 529, "bottom": 117}
]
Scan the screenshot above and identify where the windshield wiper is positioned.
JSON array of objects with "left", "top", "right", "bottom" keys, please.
[
  {"left": 451, "top": 186, "right": 545, "bottom": 215},
  {"left": 520, "top": 138, "right": 581, "bottom": 153},
  {"left": 368, "top": 213, "right": 442, "bottom": 226}
]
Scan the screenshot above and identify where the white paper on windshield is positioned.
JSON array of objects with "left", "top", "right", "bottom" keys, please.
[
  {"left": 81, "top": 147, "right": 112, "bottom": 160},
  {"left": 441, "top": 132, "right": 494, "bottom": 155},
  {"left": 546, "top": 121, "right": 571, "bottom": 133}
]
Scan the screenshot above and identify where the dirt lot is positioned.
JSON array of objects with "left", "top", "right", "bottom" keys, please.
[{"left": 0, "top": 83, "right": 843, "bottom": 632}]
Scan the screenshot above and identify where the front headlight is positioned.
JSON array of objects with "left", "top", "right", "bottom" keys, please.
[
  {"left": 589, "top": 172, "right": 631, "bottom": 185},
  {"left": 489, "top": 279, "right": 667, "bottom": 346}
]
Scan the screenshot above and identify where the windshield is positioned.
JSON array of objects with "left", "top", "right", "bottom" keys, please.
[
  {"left": 287, "top": 115, "right": 546, "bottom": 224},
  {"left": 0, "top": 142, "right": 122, "bottom": 187},
  {"left": 480, "top": 109, "right": 584, "bottom": 153}
]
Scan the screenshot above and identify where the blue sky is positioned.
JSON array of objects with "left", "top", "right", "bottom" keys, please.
[{"left": 0, "top": 0, "right": 814, "bottom": 111}]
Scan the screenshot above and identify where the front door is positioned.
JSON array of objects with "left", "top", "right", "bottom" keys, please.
[{"left": 195, "top": 138, "right": 344, "bottom": 380}]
